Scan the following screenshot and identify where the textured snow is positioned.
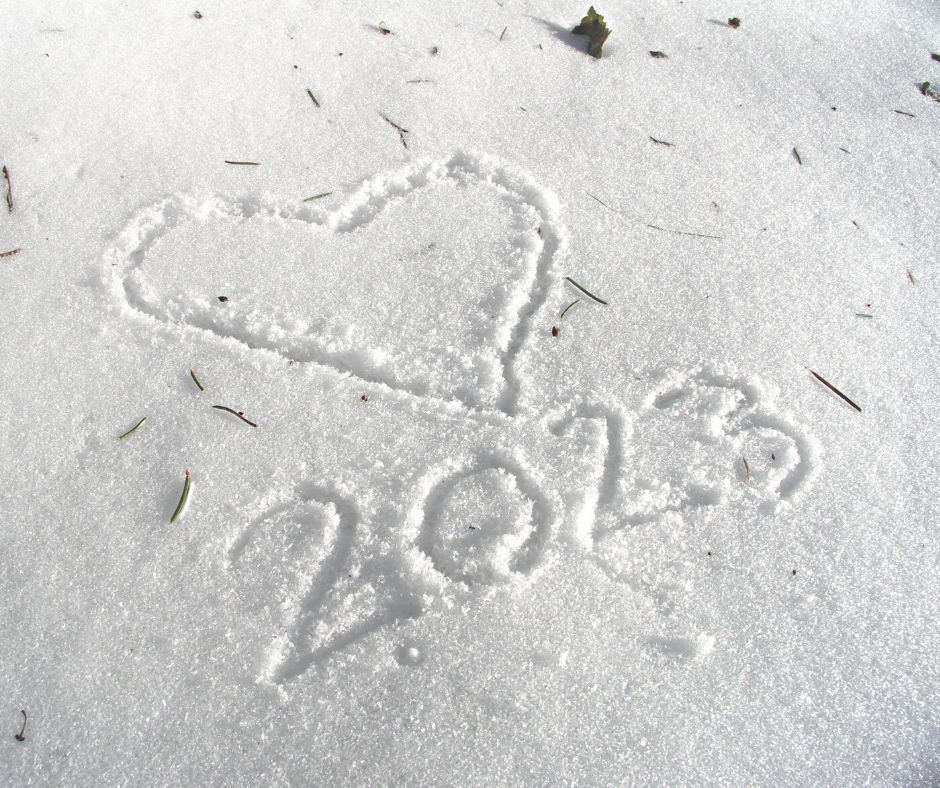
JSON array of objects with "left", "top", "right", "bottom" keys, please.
[{"left": 1, "top": 0, "right": 938, "bottom": 784}]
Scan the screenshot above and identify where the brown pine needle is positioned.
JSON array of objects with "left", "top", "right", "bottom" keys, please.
[
  {"left": 742, "top": 457, "right": 751, "bottom": 482},
  {"left": 212, "top": 405, "right": 258, "bottom": 427},
  {"left": 810, "top": 370, "right": 862, "bottom": 413},
  {"left": 303, "top": 191, "right": 333, "bottom": 202},
  {"left": 379, "top": 113, "right": 409, "bottom": 148},
  {"left": 645, "top": 223, "right": 722, "bottom": 240},
  {"left": 380, "top": 113, "right": 408, "bottom": 134},
  {"left": 306, "top": 88, "right": 320, "bottom": 107},
  {"left": 649, "top": 137, "right": 674, "bottom": 146},
  {"left": 224, "top": 160, "right": 260, "bottom": 166},
  {"left": 585, "top": 192, "right": 721, "bottom": 240},
  {"left": 586, "top": 191, "right": 615, "bottom": 210},
  {"left": 0, "top": 248, "right": 20, "bottom": 258},
  {"left": 907, "top": 270, "right": 916, "bottom": 286},
  {"left": 499, "top": 26, "right": 508, "bottom": 41},
  {"left": 793, "top": 148, "right": 803, "bottom": 165},
  {"left": 2, "top": 165, "right": 12, "bottom": 212}
]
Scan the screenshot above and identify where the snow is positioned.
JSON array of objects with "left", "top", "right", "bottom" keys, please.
[{"left": 1, "top": 0, "right": 939, "bottom": 784}]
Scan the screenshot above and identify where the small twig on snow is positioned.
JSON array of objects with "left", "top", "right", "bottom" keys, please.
[
  {"left": 810, "top": 370, "right": 862, "bottom": 413},
  {"left": 212, "top": 405, "right": 258, "bottom": 427}
]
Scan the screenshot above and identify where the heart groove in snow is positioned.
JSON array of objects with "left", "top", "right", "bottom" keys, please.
[{"left": 102, "top": 152, "right": 567, "bottom": 413}]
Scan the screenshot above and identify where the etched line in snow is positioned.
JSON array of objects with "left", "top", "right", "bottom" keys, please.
[
  {"left": 226, "top": 486, "right": 418, "bottom": 684},
  {"left": 595, "top": 369, "right": 819, "bottom": 538},
  {"left": 548, "top": 402, "right": 629, "bottom": 546},
  {"left": 411, "top": 450, "right": 557, "bottom": 586}
]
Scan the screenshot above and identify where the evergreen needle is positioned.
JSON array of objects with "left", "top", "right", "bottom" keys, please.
[
  {"left": 117, "top": 416, "right": 148, "bottom": 441},
  {"left": 564, "top": 277, "right": 608, "bottom": 305},
  {"left": 170, "top": 469, "right": 192, "bottom": 524},
  {"left": 560, "top": 299, "right": 581, "bottom": 319}
]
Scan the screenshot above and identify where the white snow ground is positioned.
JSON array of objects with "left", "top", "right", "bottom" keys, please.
[{"left": 1, "top": 1, "right": 939, "bottom": 784}]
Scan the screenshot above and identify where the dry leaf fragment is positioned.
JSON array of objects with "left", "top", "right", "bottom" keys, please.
[
  {"left": 572, "top": 7, "right": 611, "bottom": 59},
  {"left": 919, "top": 81, "right": 940, "bottom": 100}
]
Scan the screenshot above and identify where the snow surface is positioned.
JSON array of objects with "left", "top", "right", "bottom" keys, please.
[{"left": 1, "top": 0, "right": 939, "bottom": 784}]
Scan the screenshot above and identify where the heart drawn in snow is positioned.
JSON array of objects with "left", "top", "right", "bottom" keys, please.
[{"left": 102, "top": 152, "right": 567, "bottom": 412}]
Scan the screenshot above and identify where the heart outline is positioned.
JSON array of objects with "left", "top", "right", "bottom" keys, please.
[{"left": 101, "top": 151, "right": 568, "bottom": 414}]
